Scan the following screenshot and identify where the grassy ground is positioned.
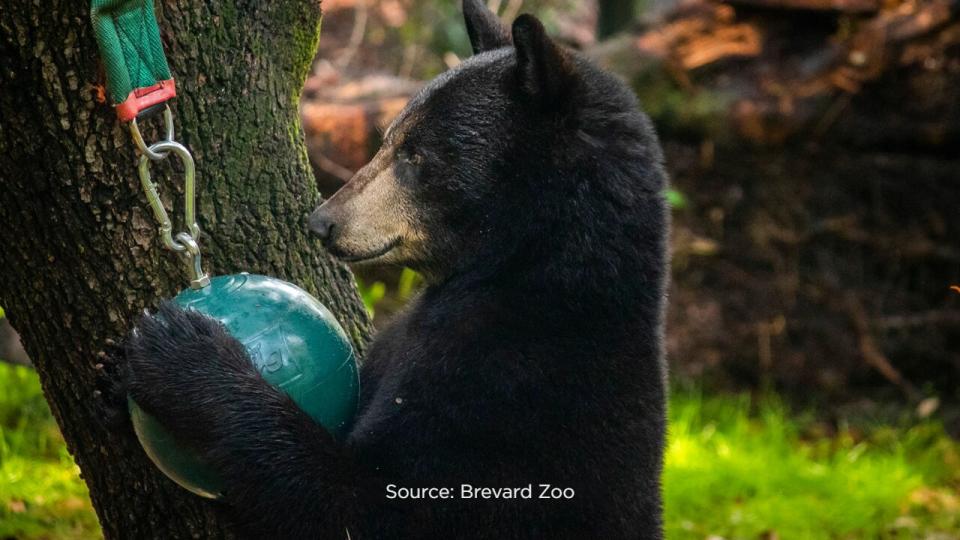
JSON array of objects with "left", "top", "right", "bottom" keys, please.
[
  {"left": 665, "top": 389, "right": 960, "bottom": 539},
  {"left": 0, "top": 362, "right": 957, "bottom": 539},
  {"left": 0, "top": 364, "right": 98, "bottom": 539}
]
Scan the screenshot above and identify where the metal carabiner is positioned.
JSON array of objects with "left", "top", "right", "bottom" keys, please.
[
  {"left": 137, "top": 140, "right": 200, "bottom": 249},
  {"left": 137, "top": 139, "right": 209, "bottom": 289},
  {"left": 176, "top": 232, "right": 211, "bottom": 290},
  {"left": 130, "top": 105, "right": 175, "bottom": 161}
]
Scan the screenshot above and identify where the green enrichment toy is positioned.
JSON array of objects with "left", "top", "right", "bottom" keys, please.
[{"left": 129, "top": 274, "right": 359, "bottom": 499}]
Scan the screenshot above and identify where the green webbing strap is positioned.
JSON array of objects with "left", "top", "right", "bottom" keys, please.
[{"left": 90, "top": 0, "right": 174, "bottom": 121}]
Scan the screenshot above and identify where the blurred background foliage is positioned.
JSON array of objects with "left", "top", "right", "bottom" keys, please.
[
  {"left": 3, "top": 0, "right": 960, "bottom": 537},
  {"left": 0, "top": 362, "right": 96, "bottom": 539}
]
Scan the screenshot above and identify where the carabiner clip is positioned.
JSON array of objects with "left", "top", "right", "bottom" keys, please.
[
  {"left": 130, "top": 105, "right": 175, "bottom": 161},
  {"left": 136, "top": 138, "right": 209, "bottom": 289}
]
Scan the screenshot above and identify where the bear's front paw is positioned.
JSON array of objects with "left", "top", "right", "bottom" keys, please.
[
  {"left": 93, "top": 337, "right": 134, "bottom": 434},
  {"left": 124, "top": 302, "right": 255, "bottom": 428}
]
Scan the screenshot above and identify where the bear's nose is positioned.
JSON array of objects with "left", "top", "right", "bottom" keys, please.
[{"left": 307, "top": 209, "right": 336, "bottom": 245}]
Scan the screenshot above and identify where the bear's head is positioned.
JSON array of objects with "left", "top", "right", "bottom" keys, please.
[{"left": 309, "top": 0, "right": 666, "bottom": 290}]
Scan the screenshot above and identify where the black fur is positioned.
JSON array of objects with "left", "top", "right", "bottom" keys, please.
[
  {"left": 512, "top": 15, "right": 574, "bottom": 107},
  {"left": 125, "top": 3, "right": 670, "bottom": 538},
  {"left": 462, "top": 0, "right": 510, "bottom": 54},
  {"left": 93, "top": 338, "right": 134, "bottom": 433}
]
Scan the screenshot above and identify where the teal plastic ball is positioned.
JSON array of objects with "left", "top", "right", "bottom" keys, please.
[{"left": 129, "top": 274, "right": 359, "bottom": 498}]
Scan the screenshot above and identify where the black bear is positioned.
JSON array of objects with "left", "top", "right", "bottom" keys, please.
[{"left": 125, "top": 1, "right": 670, "bottom": 538}]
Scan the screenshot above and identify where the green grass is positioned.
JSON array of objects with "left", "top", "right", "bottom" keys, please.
[
  {"left": 0, "top": 363, "right": 100, "bottom": 539},
  {"left": 664, "top": 390, "right": 960, "bottom": 539},
  {"left": 0, "top": 362, "right": 957, "bottom": 539},
  {"left": 357, "top": 267, "right": 423, "bottom": 319}
]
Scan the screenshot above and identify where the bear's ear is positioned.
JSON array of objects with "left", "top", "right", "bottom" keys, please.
[
  {"left": 463, "top": 0, "right": 510, "bottom": 55},
  {"left": 512, "top": 14, "right": 575, "bottom": 109}
]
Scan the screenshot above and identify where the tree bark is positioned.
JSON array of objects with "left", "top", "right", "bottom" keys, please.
[
  {"left": 597, "top": 0, "right": 640, "bottom": 39},
  {"left": 0, "top": 1, "right": 371, "bottom": 538}
]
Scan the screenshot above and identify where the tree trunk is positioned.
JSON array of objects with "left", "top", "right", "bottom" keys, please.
[
  {"left": 0, "top": 1, "right": 372, "bottom": 538},
  {"left": 0, "top": 317, "right": 31, "bottom": 366},
  {"left": 597, "top": 0, "right": 640, "bottom": 39}
]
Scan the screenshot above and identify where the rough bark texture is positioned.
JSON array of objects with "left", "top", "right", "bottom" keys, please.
[{"left": 0, "top": 1, "right": 372, "bottom": 538}]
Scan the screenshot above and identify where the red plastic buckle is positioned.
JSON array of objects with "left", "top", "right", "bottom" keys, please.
[{"left": 116, "top": 79, "right": 176, "bottom": 122}]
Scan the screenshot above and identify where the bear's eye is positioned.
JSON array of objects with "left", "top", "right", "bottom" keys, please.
[{"left": 398, "top": 149, "right": 423, "bottom": 166}]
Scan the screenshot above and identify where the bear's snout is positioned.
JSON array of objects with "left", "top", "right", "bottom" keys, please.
[{"left": 307, "top": 207, "right": 336, "bottom": 245}]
